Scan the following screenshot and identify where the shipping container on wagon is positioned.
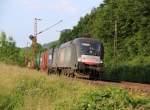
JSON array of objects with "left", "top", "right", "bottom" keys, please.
[
  {"left": 48, "top": 48, "right": 53, "bottom": 66},
  {"left": 35, "top": 53, "right": 41, "bottom": 70},
  {"left": 40, "top": 49, "right": 49, "bottom": 72}
]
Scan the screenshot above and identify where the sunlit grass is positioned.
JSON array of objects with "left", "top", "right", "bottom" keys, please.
[{"left": 0, "top": 63, "right": 149, "bottom": 110}]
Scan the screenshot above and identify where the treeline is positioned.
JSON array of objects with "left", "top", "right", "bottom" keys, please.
[
  {"left": 1, "top": 0, "right": 150, "bottom": 83},
  {"left": 53, "top": 0, "right": 150, "bottom": 83},
  {"left": 0, "top": 32, "right": 25, "bottom": 66}
]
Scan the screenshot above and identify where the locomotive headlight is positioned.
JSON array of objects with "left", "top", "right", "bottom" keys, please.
[
  {"left": 78, "top": 57, "right": 82, "bottom": 62},
  {"left": 100, "top": 60, "right": 103, "bottom": 64}
]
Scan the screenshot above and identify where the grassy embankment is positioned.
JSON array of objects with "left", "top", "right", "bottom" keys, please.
[{"left": 0, "top": 63, "right": 149, "bottom": 110}]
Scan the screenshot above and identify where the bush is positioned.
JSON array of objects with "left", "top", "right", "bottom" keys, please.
[
  {"left": 103, "top": 56, "right": 150, "bottom": 83},
  {"left": 75, "top": 87, "right": 150, "bottom": 110}
]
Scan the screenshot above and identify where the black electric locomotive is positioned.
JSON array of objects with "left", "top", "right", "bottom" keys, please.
[{"left": 48, "top": 37, "right": 104, "bottom": 79}]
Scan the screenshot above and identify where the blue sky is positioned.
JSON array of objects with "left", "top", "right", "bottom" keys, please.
[{"left": 0, "top": 0, "right": 103, "bottom": 47}]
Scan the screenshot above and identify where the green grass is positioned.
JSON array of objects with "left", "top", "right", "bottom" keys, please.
[{"left": 0, "top": 63, "right": 149, "bottom": 110}]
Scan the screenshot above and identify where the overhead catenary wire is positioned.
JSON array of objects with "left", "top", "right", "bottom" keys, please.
[{"left": 37, "top": 20, "right": 63, "bottom": 35}]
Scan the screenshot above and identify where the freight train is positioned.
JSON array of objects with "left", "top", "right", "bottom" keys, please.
[{"left": 35, "top": 37, "right": 104, "bottom": 79}]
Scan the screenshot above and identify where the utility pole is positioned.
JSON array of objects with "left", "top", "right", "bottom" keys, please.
[
  {"left": 114, "top": 20, "right": 118, "bottom": 72},
  {"left": 30, "top": 18, "right": 41, "bottom": 68},
  {"left": 34, "top": 18, "right": 42, "bottom": 37},
  {"left": 24, "top": 42, "right": 29, "bottom": 66},
  {"left": 34, "top": 18, "right": 37, "bottom": 36},
  {"left": 29, "top": 18, "right": 63, "bottom": 68}
]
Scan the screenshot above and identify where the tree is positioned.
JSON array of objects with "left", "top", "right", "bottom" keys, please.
[
  {"left": 59, "top": 29, "right": 72, "bottom": 44},
  {"left": 0, "top": 32, "right": 24, "bottom": 66}
]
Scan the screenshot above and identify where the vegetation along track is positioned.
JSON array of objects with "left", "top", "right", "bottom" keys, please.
[
  {"left": 51, "top": 70, "right": 150, "bottom": 95},
  {"left": 73, "top": 78, "right": 150, "bottom": 96}
]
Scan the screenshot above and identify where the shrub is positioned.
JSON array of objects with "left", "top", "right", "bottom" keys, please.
[{"left": 75, "top": 87, "right": 150, "bottom": 110}]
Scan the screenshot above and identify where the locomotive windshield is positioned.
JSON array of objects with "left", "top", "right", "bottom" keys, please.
[{"left": 80, "top": 42, "right": 100, "bottom": 56}]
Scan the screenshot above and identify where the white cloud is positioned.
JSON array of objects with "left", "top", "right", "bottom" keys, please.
[
  {"left": 18, "top": 0, "right": 78, "bottom": 13},
  {"left": 51, "top": 0, "right": 78, "bottom": 13},
  {"left": 20, "top": 0, "right": 41, "bottom": 10}
]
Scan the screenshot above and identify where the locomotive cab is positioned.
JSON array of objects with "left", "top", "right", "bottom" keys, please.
[{"left": 74, "top": 38, "right": 104, "bottom": 76}]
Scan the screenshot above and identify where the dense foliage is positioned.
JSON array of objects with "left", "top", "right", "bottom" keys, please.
[
  {"left": 0, "top": 32, "right": 44, "bottom": 67},
  {"left": 76, "top": 88, "right": 150, "bottom": 110},
  {"left": 0, "top": 32, "right": 25, "bottom": 66},
  {"left": 56, "top": 0, "right": 150, "bottom": 83}
]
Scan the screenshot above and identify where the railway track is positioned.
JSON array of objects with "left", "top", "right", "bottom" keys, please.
[
  {"left": 120, "top": 81, "right": 150, "bottom": 94},
  {"left": 49, "top": 71, "right": 150, "bottom": 96}
]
